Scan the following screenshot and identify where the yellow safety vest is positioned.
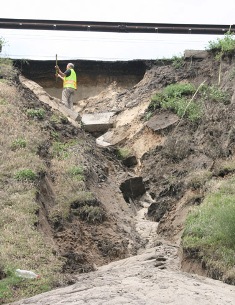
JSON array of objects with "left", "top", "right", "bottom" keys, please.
[{"left": 63, "top": 69, "right": 77, "bottom": 89}]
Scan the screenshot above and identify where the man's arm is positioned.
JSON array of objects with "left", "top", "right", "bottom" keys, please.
[{"left": 55, "top": 66, "right": 71, "bottom": 80}]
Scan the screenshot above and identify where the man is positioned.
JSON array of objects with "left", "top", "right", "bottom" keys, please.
[{"left": 55, "top": 63, "right": 77, "bottom": 109}]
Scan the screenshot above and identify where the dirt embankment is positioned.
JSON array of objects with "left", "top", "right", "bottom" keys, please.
[{"left": 3, "top": 52, "right": 235, "bottom": 304}]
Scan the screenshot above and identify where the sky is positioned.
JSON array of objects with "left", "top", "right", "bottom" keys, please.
[{"left": 0, "top": 0, "right": 234, "bottom": 61}]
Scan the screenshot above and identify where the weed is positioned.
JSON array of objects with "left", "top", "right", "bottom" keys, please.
[
  {"left": 50, "top": 113, "right": 67, "bottom": 124},
  {"left": 0, "top": 98, "right": 8, "bottom": 105},
  {"left": 67, "top": 166, "right": 84, "bottom": 181},
  {"left": 172, "top": 55, "right": 184, "bottom": 69},
  {"left": 207, "top": 31, "right": 235, "bottom": 59},
  {"left": 229, "top": 68, "right": 235, "bottom": 80},
  {"left": 51, "top": 141, "right": 70, "bottom": 159},
  {"left": 186, "top": 170, "right": 212, "bottom": 190},
  {"left": 200, "top": 85, "right": 231, "bottom": 105},
  {"left": 116, "top": 147, "right": 131, "bottom": 160},
  {"left": 26, "top": 108, "right": 45, "bottom": 120},
  {"left": 147, "top": 83, "right": 201, "bottom": 122},
  {"left": 11, "top": 138, "right": 27, "bottom": 150},
  {"left": 14, "top": 169, "right": 37, "bottom": 182},
  {"left": 0, "top": 58, "right": 17, "bottom": 80},
  {"left": 79, "top": 205, "right": 106, "bottom": 223}
]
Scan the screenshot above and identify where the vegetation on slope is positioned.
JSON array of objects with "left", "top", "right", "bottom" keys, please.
[{"left": 0, "top": 61, "right": 107, "bottom": 304}]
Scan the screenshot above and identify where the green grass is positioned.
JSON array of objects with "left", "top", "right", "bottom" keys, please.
[
  {"left": 11, "top": 138, "right": 27, "bottom": 150},
  {"left": 148, "top": 83, "right": 202, "bottom": 122},
  {"left": 14, "top": 169, "right": 37, "bottom": 182},
  {"left": 26, "top": 108, "right": 46, "bottom": 120},
  {"left": 116, "top": 147, "right": 131, "bottom": 160},
  {"left": 0, "top": 268, "right": 53, "bottom": 304},
  {"left": 182, "top": 176, "right": 235, "bottom": 283},
  {"left": 207, "top": 31, "right": 235, "bottom": 59},
  {"left": 200, "top": 85, "right": 231, "bottom": 105}
]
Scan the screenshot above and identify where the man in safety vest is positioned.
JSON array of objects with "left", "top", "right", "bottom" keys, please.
[{"left": 55, "top": 63, "right": 77, "bottom": 109}]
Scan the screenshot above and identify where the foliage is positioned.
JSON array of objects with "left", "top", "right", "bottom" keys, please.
[
  {"left": 207, "top": 31, "right": 235, "bottom": 60},
  {"left": 147, "top": 83, "right": 202, "bottom": 122},
  {"left": 199, "top": 84, "right": 231, "bottom": 105},
  {"left": 116, "top": 147, "right": 131, "bottom": 160},
  {"left": 67, "top": 166, "right": 84, "bottom": 181},
  {"left": 182, "top": 176, "right": 235, "bottom": 283},
  {"left": 0, "top": 58, "right": 17, "bottom": 80},
  {"left": 14, "top": 169, "right": 37, "bottom": 182},
  {"left": 26, "top": 108, "right": 45, "bottom": 120},
  {"left": 11, "top": 138, "right": 27, "bottom": 150},
  {"left": 186, "top": 170, "right": 212, "bottom": 190},
  {"left": 171, "top": 55, "right": 184, "bottom": 69},
  {"left": 51, "top": 141, "right": 70, "bottom": 159},
  {"left": 0, "top": 37, "right": 4, "bottom": 50},
  {"left": 78, "top": 205, "right": 106, "bottom": 223}
]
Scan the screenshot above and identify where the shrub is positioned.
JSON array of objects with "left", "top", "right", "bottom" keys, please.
[
  {"left": 207, "top": 31, "right": 235, "bottom": 60},
  {"left": 14, "top": 169, "right": 37, "bottom": 182}
]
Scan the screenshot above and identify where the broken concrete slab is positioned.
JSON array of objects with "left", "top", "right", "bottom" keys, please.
[
  {"left": 96, "top": 126, "right": 128, "bottom": 147},
  {"left": 82, "top": 112, "right": 116, "bottom": 133},
  {"left": 146, "top": 112, "right": 179, "bottom": 132},
  {"left": 184, "top": 50, "right": 209, "bottom": 59}
]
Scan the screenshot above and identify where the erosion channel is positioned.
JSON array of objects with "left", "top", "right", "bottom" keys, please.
[{"left": 5, "top": 55, "right": 235, "bottom": 304}]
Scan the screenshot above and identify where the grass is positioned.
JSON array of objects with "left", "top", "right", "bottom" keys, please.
[
  {"left": 207, "top": 31, "right": 235, "bottom": 59},
  {"left": 147, "top": 82, "right": 232, "bottom": 122},
  {"left": 147, "top": 82, "right": 202, "bottom": 122},
  {"left": 182, "top": 176, "right": 235, "bottom": 284},
  {"left": 0, "top": 80, "right": 91, "bottom": 303},
  {"left": 116, "top": 147, "right": 131, "bottom": 160},
  {"left": 11, "top": 138, "right": 27, "bottom": 150},
  {"left": 26, "top": 108, "right": 46, "bottom": 120}
]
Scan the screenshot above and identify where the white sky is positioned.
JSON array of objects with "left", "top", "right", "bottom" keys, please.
[{"left": 0, "top": 0, "right": 234, "bottom": 61}]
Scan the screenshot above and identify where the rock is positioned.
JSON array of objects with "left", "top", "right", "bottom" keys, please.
[{"left": 146, "top": 112, "right": 179, "bottom": 132}]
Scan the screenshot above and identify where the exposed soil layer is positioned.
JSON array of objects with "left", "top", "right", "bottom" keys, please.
[{"left": 7, "top": 52, "right": 235, "bottom": 304}]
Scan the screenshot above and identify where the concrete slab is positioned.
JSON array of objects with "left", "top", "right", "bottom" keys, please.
[
  {"left": 19, "top": 76, "right": 81, "bottom": 126},
  {"left": 146, "top": 112, "right": 179, "bottom": 131},
  {"left": 184, "top": 50, "right": 208, "bottom": 59},
  {"left": 82, "top": 112, "right": 116, "bottom": 133}
]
